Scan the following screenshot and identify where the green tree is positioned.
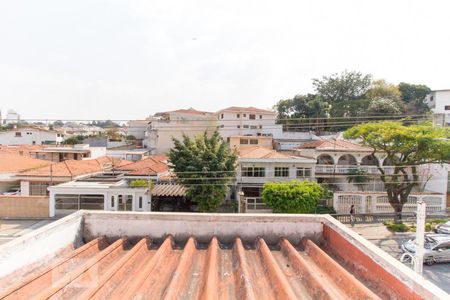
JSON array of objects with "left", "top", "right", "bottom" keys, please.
[
  {"left": 367, "top": 98, "right": 402, "bottom": 116},
  {"left": 168, "top": 131, "right": 237, "bottom": 212},
  {"left": 345, "top": 122, "right": 449, "bottom": 222},
  {"left": 262, "top": 180, "right": 324, "bottom": 213},
  {"left": 346, "top": 168, "right": 370, "bottom": 191},
  {"left": 62, "top": 135, "right": 84, "bottom": 145},
  {"left": 312, "top": 70, "right": 372, "bottom": 117},
  {"left": 398, "top": 82, "right": 431, "bottom": 114}
]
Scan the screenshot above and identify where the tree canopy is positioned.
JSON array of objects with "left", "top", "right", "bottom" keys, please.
[
  {"left": 345, "top": 121, "right": 449, "bottom": 221},
  {"left": 398, "top": 82, "right": 431, "bottom": 114},
  {"left": 168, "top": 131, "right": 237, "bottom": 212},
  {"left": 262, "top": 180, "right": 324, "bottom": 213}
]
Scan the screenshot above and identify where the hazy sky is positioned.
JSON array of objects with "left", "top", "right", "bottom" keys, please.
[{"left": 1, "top": 0, "right": 449, "bottom": 120}]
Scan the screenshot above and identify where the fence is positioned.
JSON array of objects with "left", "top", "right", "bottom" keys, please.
[
  {"left": 0, "top": 196, "right": 50, "bottom": 218},
  {"left": 333, "top": 192, "right": 446, "bottom": 214},
  {"left": 245, "top": 197, "right": 272, "bottom": 213}
]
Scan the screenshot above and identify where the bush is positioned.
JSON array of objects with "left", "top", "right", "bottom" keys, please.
[
  {"left": 384, "top": 221, "right": 409, "bottom": 232},
  {"left": 262, "top": 180, "right": 323, "bottom": 213},
  {"left": 129, "top": 179, "right": 153, "bottom": 188}
]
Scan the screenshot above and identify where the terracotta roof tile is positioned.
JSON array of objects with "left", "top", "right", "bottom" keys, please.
[
  {"left": 300, "top": 140, "right": 373, "bottom": 152},
  {"left": 117, "top": 156, "right": 169, "bottom": 176},
  {"left": 17, "top": 157, "right": 126, "bottom": 178},
  {"left": 0, "top": 153, "right": 51, "bottom": 173},
  {"left": 218, "top": 106, "right": 275, "bottom": 114},
  {"left": 239, "top": 146, "right": 300, "bottom": 159}
]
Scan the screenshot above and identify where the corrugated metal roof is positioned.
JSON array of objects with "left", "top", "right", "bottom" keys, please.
[
  {"left": 0, "top": 236, "right": 381, "bottom": 299},
  {"left": 152, "top": 184, "right": 186, "bottom": 197}
]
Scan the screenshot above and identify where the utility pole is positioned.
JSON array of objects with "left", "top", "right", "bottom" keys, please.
[{"left": 414, "top": 200, "right": 426, "bottom": 275}]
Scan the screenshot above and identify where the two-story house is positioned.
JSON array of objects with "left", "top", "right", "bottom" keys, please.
[
  {"left": 235, "top": 146, "right": 316, "bottom": 211},
  {"left": 0, "top": 127, "right": 64, "bottom": 146}
]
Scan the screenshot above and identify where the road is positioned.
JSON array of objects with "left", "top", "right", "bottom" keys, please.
[{"left": 349, "top": 223, "right": 450, "bottom": 294}]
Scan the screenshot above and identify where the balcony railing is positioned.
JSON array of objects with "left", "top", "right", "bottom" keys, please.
[{"left": 315, "top": 165, "right": 399, "bottom": 175}]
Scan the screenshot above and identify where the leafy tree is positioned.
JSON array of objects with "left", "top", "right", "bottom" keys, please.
[
  {"left": 345, "top": 122, "right": 449, "bottom": 222},
  {"left": 62, "top": 135, "right": 84, "bottom": 145},
  {"left": 367, "top": 98, "right": 402, "bottom": 116},
  {"left": 53, "top": 120, "right": 65, "bottom": 127},
  {"left": 312, "top": 70, "right": 372, "bottom": 117},
  {"left": 366, "top": 80, "right": 402, "bottom": 102},
  {"left": 262, "top": 180, "right": 324, "bottom": 213},
  {"left": 129, "top": 179, "right": 153, "bottom": 189},
  {"left": 398, "top": 82, "right": 431, "bottom": 114},
  {"left": 168, "top": 131, "right": 237, "bottom": 212}
]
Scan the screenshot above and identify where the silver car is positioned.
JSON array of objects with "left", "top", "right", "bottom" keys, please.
[
  {"left": 401, "top": 234, "right": 450, "bottom": 266},
  {"left": 435, "top": 221, "right": 450, "bottom": 234}
]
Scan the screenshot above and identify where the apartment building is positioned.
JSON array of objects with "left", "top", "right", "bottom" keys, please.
[
  {"left": 144, "top": 108, "right": 217, "bottom": 154},
  {"left": 217, "top": 106, "right": 283, "bottom": 139}
]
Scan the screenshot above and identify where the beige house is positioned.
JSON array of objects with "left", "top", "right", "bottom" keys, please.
[{"left": 227, "top": 135, "right": 273, "bottom": 150}]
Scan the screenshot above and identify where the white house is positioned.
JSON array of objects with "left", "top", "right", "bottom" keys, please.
[
  {"left": 236, "top": 146, "right": 316, "bottom": 211},
  {"left": 0, "top": 127, "right": 64, "bottom": 145},
  {"left": 426, "top": 89, "right": 450, "bottom": 125},
  {"left": 29, "top": 144, "right": 106, "bottom": 162},
  {"left": 217, "top": 106, "right": 283, "bottom": 139}
]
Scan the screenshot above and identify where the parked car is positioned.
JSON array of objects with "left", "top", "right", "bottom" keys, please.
[
  {"left": 2, "top": 188, "right": 20, "bottom": 196},
  {"left": 401, "top": 234, "right": 450, "bottom": 266},
  {"left": 435, "top": 221, "right": 450, "bottom": 234}
]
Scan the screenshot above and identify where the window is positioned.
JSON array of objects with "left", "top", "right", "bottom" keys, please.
[
  {"left": 111, "top": 196, "right": 115, "bottom": 208},
  {"left": 445, "top": 105, "right": 450, "bottom": 110},
  {"left": 243, "top": 114, "right": 246, "bottom": 117},
  {"left": 237, "top": 113, "right": 240, "bottom": 118},
  {"left": 296, "top": 167, "right": 312, "bottom": 178},
  {"left": 240, "top": 138, "right": 249, "bottom": 145},
  {"left": 220, "top": 124, "right": 224, "bottom": 128},
  {"left": 259, "top": 115, "right": 262, "bottom": 119},
  {"left": 221, "top": 113, "right": 224, "bottom": 119},
  {"left": 250, "top": 125, "right": 257, "bottom": 129},
  {"left": 275, "top": 167, "right": 289, "bottom": 177},
  {"left": 15, "top": 132, "right": 22, "bottom": 137},
  {"left": 243, "top": 125, "right": 249, "bottom": 129},
  {"left": 249, "top": 114, "right": 256, "bottom": 120},
  {"left": 237, "top": 125, "right": 241, "bottom": 129},
  {"left": 242, "top": 166, "right": 265, "bottom": 177},
  {"left": 138, "top": 196, "right": 143, "bottom": 209},
  {"left": 249, "top": 139, "right": 258, "bottom": 145},
  {"left": 259, "top": 125, "right": 263, "bottom": 129}
]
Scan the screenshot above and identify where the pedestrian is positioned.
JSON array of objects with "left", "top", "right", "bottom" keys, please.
[{"left": 350, "top": 204, "right": 356, "bottom": 227}]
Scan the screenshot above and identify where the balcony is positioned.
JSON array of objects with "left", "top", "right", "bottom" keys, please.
[{"left": 315, "top": 165, "right": 397, "bottom": 175}]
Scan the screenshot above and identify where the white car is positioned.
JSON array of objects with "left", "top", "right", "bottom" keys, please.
[
  {"left": 435, "top": 221, "right": 450, "bottom": 234},
  {"left": 401, "top": 234, "right": 450, "bottom": 265},
  {"left": 2, "top": 188, "right": 20, "bottom": 196}
]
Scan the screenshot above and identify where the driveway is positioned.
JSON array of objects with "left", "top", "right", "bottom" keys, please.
[{"left": 348, "top": 223, "right": 450, "bottom": 294}]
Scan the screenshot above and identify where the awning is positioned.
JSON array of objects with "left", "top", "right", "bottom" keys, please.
[{"left": 151, "top": 184, "right": 186, "bottom": 197}]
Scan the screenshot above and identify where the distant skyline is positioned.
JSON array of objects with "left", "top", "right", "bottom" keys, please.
[{"left": 1, "top": 0, "right": 450, "bottom": 120}]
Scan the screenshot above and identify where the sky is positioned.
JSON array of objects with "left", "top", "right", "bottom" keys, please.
[{"left": 0, "top": 0, "right": 449, "bottom": 120}]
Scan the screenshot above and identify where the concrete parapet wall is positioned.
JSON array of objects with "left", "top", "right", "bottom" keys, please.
[{"left": 0, "top": 196, "right": 50, "bottom": 218}]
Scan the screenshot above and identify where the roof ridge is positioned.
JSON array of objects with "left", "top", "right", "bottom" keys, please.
[{"left": 63, "top": 160, "right": 74, "bottom": 177}]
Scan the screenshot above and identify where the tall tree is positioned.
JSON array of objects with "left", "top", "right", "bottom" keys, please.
[
  {"left": 345, "top": 122, "right": 449, "bottom": 222},
  {"left": 168, "top": 131, "right": 237, "bottom": 212},
  {"left": 312, "top": 70, "right": 372, "bottom": 117},
  {"left": 398, "top": 82, "right": 431, "bottom": 114}
]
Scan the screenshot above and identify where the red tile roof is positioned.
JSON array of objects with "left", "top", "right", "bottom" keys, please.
[
  {"left": 0, "top": 153, "right": 51, "bottom": 173},
  {"left": 17, "top": 157, "right": 128, "bottom": 178},
  {"left": 0, "top": 235, "right": 381, "bottom": 299},
  {"left": 0, "top": 145, "right": 45, "bottom": 156},
  {"left": 116, "top": 155, "right": 169, "bottom": 176},
  {"left": 157, "top": 108, "right": 214, "bottom": 116},
  {"left": 299, "top": 140, "right": 373, "bottom": 152},
  {"left": 218, "top": 106, "right": 275, "bottom": 114},
  {"left": 239, "top": 146, "right": 314, "bottom": 160}
]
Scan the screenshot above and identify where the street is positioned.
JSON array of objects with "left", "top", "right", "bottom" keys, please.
[{"left": 349, "top": 223, "right": 450, "bottom": 294}]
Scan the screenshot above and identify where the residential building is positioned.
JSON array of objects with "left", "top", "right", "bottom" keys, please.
[
  {"left": 106, "top": 149, "right": 152, "bottom": 161},
  {"left": 273, "top": 131, "right": 321, "bottom": 151},
  {"left": 227, "top": 135, "right": 273, "bottom": 150},
  {"left": 0, "top": 212, "right": 446, "bottom": 299},
  {"left": 127, "top": 119, "right": 151, "bottom": 140},
  {"left": 144, "top": 108, "right": 217, "bottom": 154},
  {"left": 14, "top": 156, "right": 129, "bottom": 197},
  {"left": 2, "top": 109, "right": 20, "bottom": 125},
  {"left": 29, "top": 144, "right": 106, "bottom": 162},
  {"left": 236, "top": 146, "right": 316, "bottom": 211},
  {"left": 426, "top": 89, "right": 450, "bottom": 125},
  {"left": 0, "top": 153, "right": 51, "bottom": 194},
  {"left": 217, "top": 106, "right": 283, "bottom": 138},
  {"left": 0, "top": 127, "right": 64, "bottom": 145}
]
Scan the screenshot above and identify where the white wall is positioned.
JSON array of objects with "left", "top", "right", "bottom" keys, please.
[
  {"left": 0, "top": 129, "right": 63, "bottom": 145},
  {"left": 421, "top": 164, "right": 449, "bottom": 194},
  {"left": 217, "top": 110, "right": 282, "bottom": 138}
]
